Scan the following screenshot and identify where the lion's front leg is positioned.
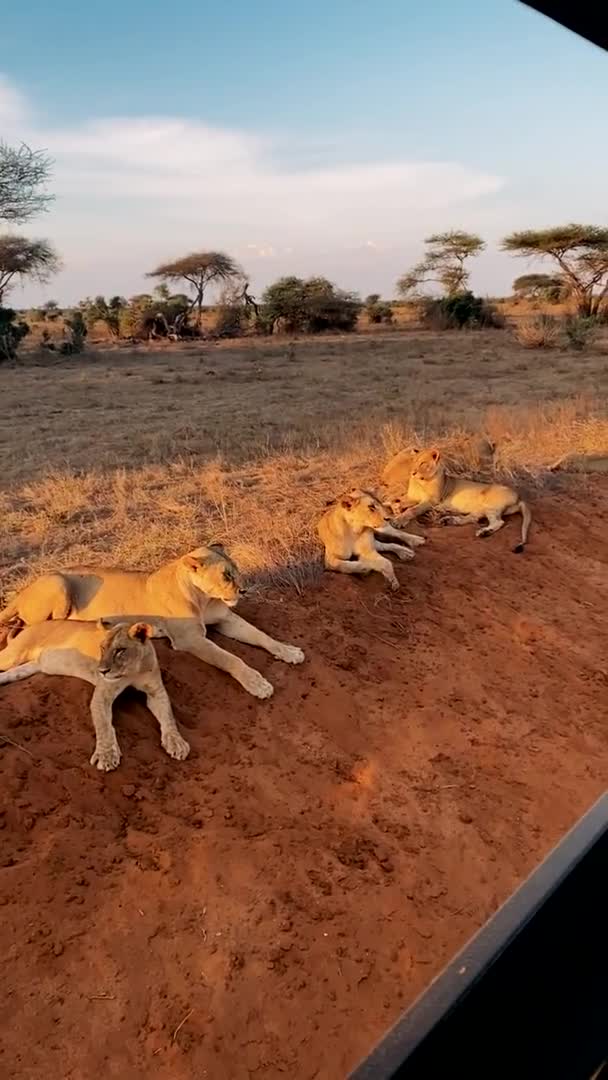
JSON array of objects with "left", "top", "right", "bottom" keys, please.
[
  {"left": 171, "top": 627, "right": 274, "bottom": 699},
  {"left": 141, "top": 680, "right": 190, "bottom": 761},
  {"left": 212, "top": 610, "right": 305, "bottom": 665},
  {"left": 89, "top": 682, "right": 122, "bottom": 772}
]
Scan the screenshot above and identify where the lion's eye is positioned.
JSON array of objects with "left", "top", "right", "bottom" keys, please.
[
  {"left": 223, "top": 570, "right": 233, "bottom": 582},
  {"left": 114, "top": 648, "right": 125, "bottom": 659}
]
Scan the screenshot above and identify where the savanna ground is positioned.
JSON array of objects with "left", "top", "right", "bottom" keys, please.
[{"left": 1, "top": 326, "right": 607, "bottom": 1079}]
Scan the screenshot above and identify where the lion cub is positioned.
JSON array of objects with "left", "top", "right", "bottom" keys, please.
[
  {"left": 391, "top": 448, "right": 531, "bottom": 552},
  {"left": 318, "top": 488, "right": 425, "bottom": 590},
  {"left": 0, "top": 619, "right": 190, "bottom": 772}
]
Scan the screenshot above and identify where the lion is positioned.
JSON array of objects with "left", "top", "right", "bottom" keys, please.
[
  {"left": 0, "top": 544, "right": 304, "bottom": 700},
  {"left": 382, "top": 435, "right": 496, "bottom": 495},
  {"left": 317, "top": 488, "right": 425, "bottom": 591},
  {"left": 0, "top": 619, "right": 190, "bottom": 772},
  {"left": 390, "top": 447, "right": 531, "bottom": 553}
]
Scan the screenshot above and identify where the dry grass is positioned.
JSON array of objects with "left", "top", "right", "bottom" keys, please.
[
  {"left": 513, "top": 315, "right": 562, "bottom": 349},
  {"left": 1, "top": 329, "right": 607, "bottom": 604}
]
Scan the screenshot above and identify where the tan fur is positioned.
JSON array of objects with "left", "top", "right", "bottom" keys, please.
[
  {"left": 390, "top": 448, "right": 531, "bottom": 552},
  {"left": 0, "top": 620, "right": 190, "bottom": 771},
  {"left": 317, "top": 488, "right": 425, "bottom": 591},
  {"left": 382, "top": 435, "right": 495, "bottom": 495},
  {"left": 0, "top": 544, "right": 304, "bottom": 700}
]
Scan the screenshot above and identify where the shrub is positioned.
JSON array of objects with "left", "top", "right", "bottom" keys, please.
[
  {"left": 0, "top": 306, "right": 29, "bottom": 361},
  {"left": 564, "top": 315, "right": 599, "bottom": 352},
  {"left": 80, "top": 295, "right": 125, "bottom": 337},
  {"left": 60, "top": 311, "right": 87, "bottom": 354},
  {"left": 420, "top": 291, "right": 503, "bottom": 330},
  {"left": 514, "top": 315, "right": 561, "bottom": 349},
  {"left": 262, "top": 276, "right": 361, "bottom": 334},
  {"left": 214, "top": 304, "right": 244, "bottom": 338},
  {"left": 118, "top": 294, "right": 192, "bottom": 340},
  {"left": 364, "top": 293, "right": 393, "bottom": 324}
]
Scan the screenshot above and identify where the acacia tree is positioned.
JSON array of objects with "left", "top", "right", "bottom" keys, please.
[
  {"left": 0, "top": 142, "right": 54, "bottom": 223},
  {"left": 502, "top": 225, "right": 608, "bottom": 317},
  {"left": 0, "top": 235, "right": 60, "bottom": 303},
  {"left": 397, "top": 230, "right": 485, "bottom": 297},
  {"left": 147, "top": 251, "right": 241, "bottom": 326},
  {"left": 512, "top": 273, "right": 565, "bottom": 302}
]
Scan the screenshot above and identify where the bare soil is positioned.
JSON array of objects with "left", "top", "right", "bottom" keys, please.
[{"left": 1, "top": 479, "right": 607, "bottom": 1080}]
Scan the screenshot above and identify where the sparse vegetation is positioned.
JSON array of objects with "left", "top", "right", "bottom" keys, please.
[
  {"left": 261, "top": 276, "right": 361, "bottom": 333},
  {"left": 80, "top": 295, "right": 126, "bottom": 338},
  {"left": 147, "top": 250, "right": 241, "bottom": 328},
  {"left": 0, "top": 235, "right": 61, "bottom": 304},
  {"left": 564, "top": 314, "right": 600, "bottom": 352},
  {"left": 503, "top": 224, "right": 608, "bottom": 317},
  {"left": 116, "top": 292, "right": 193, "bottom": 340},
  {"left": 397, "top": 230, "right": 485, "bottom": 298},
  {"left": 512, "top": 274, "right": 564, "bottom": 304},
  {"left": 514, "top": 314, "right": 561, "bottom": 349},
  {"left": 420, "top": 290, "right": 503, "bottom": 330},
  {"left": 0, "top": 141, "right": 54, "bottom": 224},
  {"left": 0, "top": 307, "right": 29, "bottom": 362},
  {"left": 364, "top": 293, "right": 393, "bottom": 324}
]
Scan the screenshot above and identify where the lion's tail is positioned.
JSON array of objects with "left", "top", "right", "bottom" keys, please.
[{"left": 512, "top": 501, "right": 532, "bottom": 554}]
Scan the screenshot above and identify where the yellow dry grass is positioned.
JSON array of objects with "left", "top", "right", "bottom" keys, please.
[{"left": 1, "top": 329, "right": 607, "bottom": 603}]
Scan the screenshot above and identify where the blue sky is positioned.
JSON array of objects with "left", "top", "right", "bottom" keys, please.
[{"left": 2, "top": 0, "right": 607, "bottom": 304}]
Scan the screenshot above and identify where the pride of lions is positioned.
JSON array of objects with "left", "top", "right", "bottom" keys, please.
[{"left": 0, "top": 444, "right": 530, "bottom": 771}]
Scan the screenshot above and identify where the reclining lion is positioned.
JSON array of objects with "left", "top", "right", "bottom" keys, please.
[
  {"left": 0, "top": 619, "right": 190, "bottom": 771},
  {"left": 0, "top": 544, "right": 304, "bottom": 700},
  {"left": 317, "top": 488, "right": 425, "bottom": 590},
  {"left": 390, "top": 448, "right": 531, "bottom": 553}
]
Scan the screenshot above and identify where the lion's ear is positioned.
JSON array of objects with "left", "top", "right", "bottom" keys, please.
[
  {"left": 182, "top": 554, "right": 200, "bottom": 572},
  {"left": 430, "top": 448, "right": 441, "bottom": 462},
  {"left": 128, "top": 622, "right": 153, "bottom": 643},
  {"left": 208, "top": 541, "right": 226, "bottom": 555},
  {"left": 340, "top": 497, "right": 353, "bottom": 511}
]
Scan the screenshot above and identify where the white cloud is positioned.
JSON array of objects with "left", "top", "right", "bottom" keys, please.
[{"left": 0, "top": 74, "right": 506, "bottom": 302}]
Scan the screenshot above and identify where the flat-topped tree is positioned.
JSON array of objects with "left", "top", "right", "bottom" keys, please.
[
  {"left": 147, "top": 251, "right": 241, "bottom": 327},
  {"left": 502, "top": 225, "right": 608, "bottom": 317},
  {"left": 397, "top": 230, "right": 485, "bottom": 298},
  {"left": 512, "top": 273, "right": 565, "bottom": 302},
  {"left": 0, "top": 235, "right": 60, "bottom": 303}
]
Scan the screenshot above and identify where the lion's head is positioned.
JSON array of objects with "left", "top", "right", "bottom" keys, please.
[
  {"left": 97, "top": 621, "right": 156, "bottom": 681},
  {"left": 180, "top": 543, "right": 242, "bottom": 606}
]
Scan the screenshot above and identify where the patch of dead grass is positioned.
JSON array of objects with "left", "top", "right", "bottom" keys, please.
[{"left": 1, "top": 393, "right": 606, "bottom": 605}]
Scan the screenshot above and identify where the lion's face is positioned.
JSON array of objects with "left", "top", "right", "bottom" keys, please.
[
  {"left": 97, "top": 622, "right": 154, "bottom": 681},
  {"left": 409, "top": 448, "right": 442, "bottom": 483},
  {"left": 181, "top": 545, "right": 242, "bottom": 606},
  {"left": 341, "top": 489, "right": 388, "bottom": 530}
]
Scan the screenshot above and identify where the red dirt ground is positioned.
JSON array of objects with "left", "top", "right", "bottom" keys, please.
[{"left": 1, "top": 479, "right": 607, "bottom": 1080}]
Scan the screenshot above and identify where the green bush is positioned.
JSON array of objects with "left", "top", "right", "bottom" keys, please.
[
  {"left": 118, "top": 294, "right": 192, "bottom": 340},
  {"left": 60, "top": 311, "right": 87, "bottom": 354},
  {"left": 564, "top": 315, "right": 599, "bottom": 351},
  {"left": 364, "top": 293, "right": 394, "bottom": 324},
  {"left": 420, "top": 291, "right": 504, "bottom": 330},
  {"left": 0, "top": 306, "right": 29, "bottom": 361},
  {"left": 262, "top": 275, "right": 361, "bottom": 334}
]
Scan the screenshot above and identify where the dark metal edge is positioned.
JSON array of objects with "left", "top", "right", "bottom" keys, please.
[{"left": 349, "top": 792, "right": 608, "bottom": 1079}]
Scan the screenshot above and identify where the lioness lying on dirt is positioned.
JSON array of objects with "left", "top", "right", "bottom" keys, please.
[
  {"left": 390, "top": 448, "right": 531, "bottom": 553},
  {"left": 0, "top": 620, "right": 190, "bottom": 771},
  {"left": 0, "top": 544, "right": 304, "bottom": 700},
  {"left": 318, "top": 488, "right": 425, "bottom": 590}
]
